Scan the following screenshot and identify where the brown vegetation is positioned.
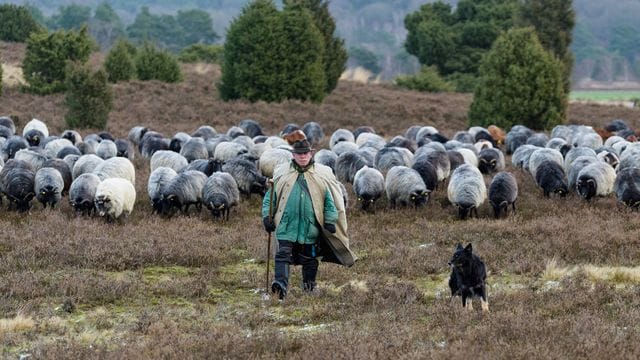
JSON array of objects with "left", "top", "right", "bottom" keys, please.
[{"left": 1, "top": 42, "right": 640, "bottom": 358}]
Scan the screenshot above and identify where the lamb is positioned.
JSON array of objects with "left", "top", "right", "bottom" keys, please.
[
  {"left": 162, "top": 170, "right": 208, "bottom": 215},
  {"left": 447, "top": 164, "right": 487, "bottom": 219},
  {"left": 92, "top": 157, "right": 136, "bottom": 186},
  {"left": 375, "top": 147, "right": 414, "bottom": 173},
  {"left": 238, "top": 119, "right": 264, "bottom": 138},
  {"left": 259, "top": 148, "right": 292, "bottom": 178},
  {"left": 72, "top": 154, "right": 104, "bottom": 180},
  {"left": 180, "top": 137, "right": 209, "bottom": 162},
  {"left": 202, "top": 172, "right": 240, "bottom": 220},
  {"left": 35, "top": 167, "right": 64, "bottom": 208},
  {"left": 23, "top": 118, "right": 49, "bottom": 138},
  {"left": 411, "top": 155, "right": 438, "bottom": 192},
  {"left": 353, "top": 165, "right": 385, "bottom": 211},
  {"left": 222, "top": 158, "right": 267, "bottom": 197},
  {"left": 302, "top": 121, "right": 324, "bottom": 146},
  {"left": 69, "top": 173, "right": 101, "bottom": 215},
  {"left": 0, "top": 159, "right": 36, "bottom": 212},
  {"left": 415, "top": 126, "right": 443, "bottom": 144},
  {"left": 478, "top": 148, "right": 505, "bottom": 174},
  {"left": 614, "top": 167, "right": 640, "bottom": 209},
  {"left": 528, "top": 148, "right": 564, "bottom": 179},
  {"left": 488, "top": 172, "right": 518, "bottom": 218},
  {"left": 147, "top": 167, "right": 178, "bottom": 214},
  {"left": 94, "top": 178, "right": 136, "bottom": 222},
  {"left": 96, "top": 139, "right": 118, "bottom": 159},
  {"left": 385, "top": 166, "right": 429, "bottom": 208},
  {"left": 335, "top": 151, "right": 368, "bottom": 184},
  {"left": 330, "top": 129, "right": 355, "bottom": 150},
  {"left": 576, "top": 162, "right": 616, "bottom": 200},
  {"left": 535, "top": 161, "right": 568, "bottom": 197},
  {"left": 150, "top": 151, "right": 188, "bottom": 173}
]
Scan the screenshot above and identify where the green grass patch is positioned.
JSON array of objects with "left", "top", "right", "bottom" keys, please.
[{"left": 570, "top": 90, "right": 640, "bottom": 101}]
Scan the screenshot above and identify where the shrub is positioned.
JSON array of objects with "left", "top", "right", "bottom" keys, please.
[
  {"left": 135, "top": 43, "right": 182, "bottom": 83},
  {"left": 178, "top": 44, "right": 223, "bottom": 64},
  {"left": 0, "top": 4, "right": 44, "bottom": 42},
  {"left": 104, "top": 39, "right": 136, "bottom": 83},
  {"left": 468, "top": 27, "right": 566, "bottom": 131},
  {"left": 395, "top": 65, "right": 453, "bottom": 93},
  {"left": 64, "top": 62, "right": 113, "bottom": 129},
  {"left": 22, "top": 27, "right": 93, "bottom": 94}
]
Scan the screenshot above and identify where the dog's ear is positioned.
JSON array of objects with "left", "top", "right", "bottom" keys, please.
[
  {"left": 455, "top": 243, "right": 463, "bottom": 251},
  {"left": 465, "top": 243, "right": 473, "bottom": 252}
]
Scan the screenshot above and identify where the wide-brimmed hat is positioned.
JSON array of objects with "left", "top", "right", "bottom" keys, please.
[{"left": 291, "top": 139, "right": 312, "bottom": 154}]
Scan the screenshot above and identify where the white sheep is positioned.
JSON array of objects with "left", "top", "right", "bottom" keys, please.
[{"left": 94, "top": 178, "right": 136, "bottom": 221}]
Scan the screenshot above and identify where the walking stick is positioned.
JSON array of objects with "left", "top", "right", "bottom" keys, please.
[{"left": 263, "top": 179, "right": 275, "bottom": 299}]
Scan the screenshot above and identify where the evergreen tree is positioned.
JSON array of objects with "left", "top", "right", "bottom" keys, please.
[
  {"left": 104, "top": 39, "right": 136, "bottom": 83},
  {"left": 90, "top": 2, "right": 125, "bottom": 49},
  {"left": 519, "top": 0, "right": 575, "bottom": 91},
  {"left": 0, "top": 4, "right": 44, "bottom": 42},
  {"left": 51, "top": 4, "right": 91, "bottom": 30},
  {"left": 22, "top": 26, "right": 93, "bottom": 94},
  {"left": 176, "top": 9, "right": 219, "bottom": 46},
  {"left": 135, "top": 42, "right": 182, "bottom": 83},
  {"left": 283, "top": 0, "right": 347, "bottom": 94},
  {"left": 127, "top": 6, "right": 185, "bottom": 52},
  {"left": 65, "top": 62, "right": 113, "bottom": 129},
  {"left": 468, "top": 27, "right": 566, "bottom": 131},
  {"left": 218, "top": 0, "right": 325, "bottom": 103}
]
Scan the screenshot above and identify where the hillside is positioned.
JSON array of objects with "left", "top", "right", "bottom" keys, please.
[{"left": 2, "top": 43, "right": 640, "bottom": 358}]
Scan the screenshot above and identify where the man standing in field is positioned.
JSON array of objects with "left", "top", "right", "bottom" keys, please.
[{"left": 262, "top": 131, "right": 356, "bottom": 300}]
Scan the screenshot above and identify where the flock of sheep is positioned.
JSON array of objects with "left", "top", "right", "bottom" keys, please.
[{"left": 0, "top": 115, "right": 639, "bottom": 223}]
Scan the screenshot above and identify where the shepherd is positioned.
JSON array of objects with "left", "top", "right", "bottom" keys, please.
[{"left": 262, "top": 130, "right": 356, "bottom": 301}]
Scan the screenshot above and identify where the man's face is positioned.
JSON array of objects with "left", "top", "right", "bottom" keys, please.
[{"left": 292, "top": 151, "right": 313, "bottom": 167}]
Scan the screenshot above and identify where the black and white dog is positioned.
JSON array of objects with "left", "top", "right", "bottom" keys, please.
[{"left": 448, "top": 243, "right": 489, "bottom": 312}]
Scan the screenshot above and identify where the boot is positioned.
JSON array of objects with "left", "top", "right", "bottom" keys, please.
[
  {"left": 302, "top": 281, "right": 316, "bottom": 293},
  {"left": 271, "top": 282, "right": 286, "bottom": 300}
]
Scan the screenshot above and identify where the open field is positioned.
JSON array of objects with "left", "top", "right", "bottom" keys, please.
[
  {"left": 570, "top": 90, "right": 640, "bottom": 101},
  {"left": 2, "top": 43, "right": 640, "bottom": 358}
]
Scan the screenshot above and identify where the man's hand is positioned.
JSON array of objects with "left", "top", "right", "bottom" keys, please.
[
  {"left": 263, "top": 217, "right": 276, "bottom": 233},
  {"left": 323, "top": 222, "right": 336, "bottom": 233}
]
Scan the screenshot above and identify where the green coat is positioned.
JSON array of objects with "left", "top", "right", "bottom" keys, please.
[{"left": 262, "top": 171, "right": 338, "bottom": 244}]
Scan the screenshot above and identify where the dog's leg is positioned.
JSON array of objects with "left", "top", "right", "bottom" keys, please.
[
  {"left": 463, "top": 296, "right": 473, "bottom": 310},
  {"left": 481, "top": 297, "right": 489, "bottom": 312}
]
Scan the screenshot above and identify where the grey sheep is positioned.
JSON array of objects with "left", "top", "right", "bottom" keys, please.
[
  {"left": 148, "top": 167, "right": 178, "bottom": 214},
  {"left": 528, "top": 148, "right": 564, "bottom": 179},
  {"left": 448, "top": 164, "right": 487, "bottom": 219},
  {"left": 0, "top": 125, "right": 12, "bottom": 139},
  {"left": 617, "top": 145, "right": 640, "bottom": 173},
  {"left": 526, "top": 133, "right": 549, "bottom": 147},
  {"left": 353, "top": 126, "right": 376, "bottom": 141},
  {"left": 238, "top": 119, "right": 263, "bottom": 138},
  {"left": 375, "top": 147, "right": 413, "bottom": 174},
  {"left": 335, "top": 151, "right": 368, "bottom": 184},
  {"left": 56, "top": 146, "right": 81, "bottom": 159},
  {"left": 314, "top": 149, "right": 338, "bottom": 172},
  {"left": 567, "top": 156, "right": 598, "bottom": 191},
  {"left": 69, "top": 173, "right": 101, "bottom": 216},
  {"left": 61, "top": 130, "right": 82, "bottom": 145},
  {"left": 596, "top": 149, "right": 620, "bottom": 169},
  {"left": 232, "top": 135, "right": 255, "bottom": 152},
  {"left": 93, "top": 157, "right": 136, "bottom": 185},
  {"left": 169, "top": 132, "right": 192, "bottom": 153},
  {"left": 0, "top": 116, "right": 16, "bottom": 134},
  {"left": 411, "top": 154, "right": 438, "bottom": 192},
  {"left": 386, "top": 136, "right": 417, "bottom": 153},
  {"left": 162, "top": 170, "right": 208, "bottom": 215},
  {"left": 413, "top": 148, "right": 450, "bottom": 183},
  {"left": 35, "top": 167, "right": 64, "bottom": 208},
  {"left": 563, "top": 147, "right": 597, "bottom": 172},
  {"left": 259, "top": 148, "right": 292, "bottom": 178},
  {"left": 0, "top": 159, "right": 36, "bottom": 212},
  {"left": 332, "top": 141, "right": 359, "bottom": 156},
  {"left": 115, "top": 139, "right": 134, "bottom": 160},
  {"left": 128, "top": 126, "right": 149, "bottom": 147},
  {"left": 576, "top": 162, "right": 616, "bottom": 200},
  {"left": 140, "top": 135, "right": 169, "bottom": 159},
  {"left": 453, "top": 131, "right": 475, "bottom": 144},
  {"left": 44, "top": 138, "right": 74, "bottom": 159},
  {"left": 356, "top": 146, "right": 377, "bottom": 167},
  {"left": 385, "top": 166, "right": 429, "bottom": 208},
  {"left": 192, "top": 125, "right": 217, "bottom": 139},
  {"left": 302, "top": 121, "right": 324, "bottom": 146},
  {"left": 447, "top": 150, "right": 465, "bottom": 172},
  {"left": 356, "top": 133, "right": 386, "bottom": 150},
  {"left": 353, "top": 165, "right": 385, "bottom": 211},
  {"left": 180, "top": 137, "right": 209, "bottom": 162},
  {"left": 15, "top": 149, "right": 48, "bottom": 172},
  {"left": 23, "top": 118, "right": 49, "bottom": 138},
  {"left": 614, "top": 167, "right": 640, "bottom": 209},
  {"left": 63, "top": 155, "right": 80, "bottom": 176},
  {"left": 2, "top": 136, "right": 29, "bottom": 161},
  {"left": 222, "top": 158, "right": 267, "bottom": 198},
  {"left": 511, "top": 144, "right": 539, "bottom": 171},
  {"left": 213, "top": 141, "right": 248, "bottom": 162},
  {"left": 535, "top": 161, "right": 568, "bottom": 197},
  {"left": 330, "top": 129, "right": 355, "bottom": 150},
  {"left": 478, "top": 148, "right": 505, "bottom": 174},
  {"left": 505, "top": 127, "right": 532, "bottom": 154},
  {"left": 488, "top": 172, "right": 518, "bottom": 219},
  {"left": 183, "top": 159, "right": 223, "bottom": 176},
  {"left": 77, "top": 141, "right": 97, "bottom": 155},
  {"left": 43, "top": 158, "right": 72, "bottom": 194},
  {"left": 226, "top": 126, "right": 245, "bottom": 139},
  {"left": 24, "top": 129, "right": 45, "bottom": 147},
  {"left": 96, "top": 139, "right": 118, "bottom": 159},
  {"left": 202, "top": 172, "right": 240, "bottom": 220},
  {"left": 150, "top": 151, "right": 188, "bottom": 173},
  {"left": 72, "top": 154, "right": 104, "bottom": 180}
]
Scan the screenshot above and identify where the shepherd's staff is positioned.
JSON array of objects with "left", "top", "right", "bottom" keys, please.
[{"left": 263, "top": 178, "right": 275, "bottom": 300}]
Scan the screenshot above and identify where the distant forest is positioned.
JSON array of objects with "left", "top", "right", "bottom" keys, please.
[{"left": 5, "top": 0, "right": 640, "bottom": 85}]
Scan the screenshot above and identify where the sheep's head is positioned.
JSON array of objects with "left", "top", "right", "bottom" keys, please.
[
  {"left": 410, "top": 190, "right": 430, "bottom": 208},
  {"left": 207, "top": 199, "right": 227, "bottom": 218},
  {"left": 489, "top": 200, "right": 509, "bottom": 219},
  {"left": 554, "top": 186, "right": 568, "bottom": 197},
  {"left": 576, "top": 178, "right": 597, "bottom": 200},
  {"left": 357, "top": 194, "right": 377, "bottom": 212},
  {"left": 38, "top": 185, "right": 60, "bottom": 206},
  {"left": 94, "top": 195, "right": 112, "bottom": 217}
]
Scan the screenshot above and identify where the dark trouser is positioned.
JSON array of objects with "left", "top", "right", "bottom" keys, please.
[{"left": 273, "top": 240, "right": 319, "bottom": 296}]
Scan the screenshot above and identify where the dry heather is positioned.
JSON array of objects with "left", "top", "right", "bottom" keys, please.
[{"left": 1, "top": 42, "right": 640, "bottom": 358}]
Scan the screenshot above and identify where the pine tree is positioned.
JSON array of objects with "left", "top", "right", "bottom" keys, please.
[
  {"left": 468, "top": 27, "right": 566, "bottom": 130},
  {"left": 65, "top": 62, "right": 113, "bottom": 129},
  {"left": 135, "top": 42, "right": 182, "bottom": 83},
  {"left": 104, "top": 39, "right": 136, "bottom": 83},
  {"left": 284, "top": 0, "right": 347, "bottom": 94},
  {"left": 0, "top": 4, "right": 44, "bottom": 42},
  {"left": 519, "top": 0, "right": 575, "bottom": 92}
]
